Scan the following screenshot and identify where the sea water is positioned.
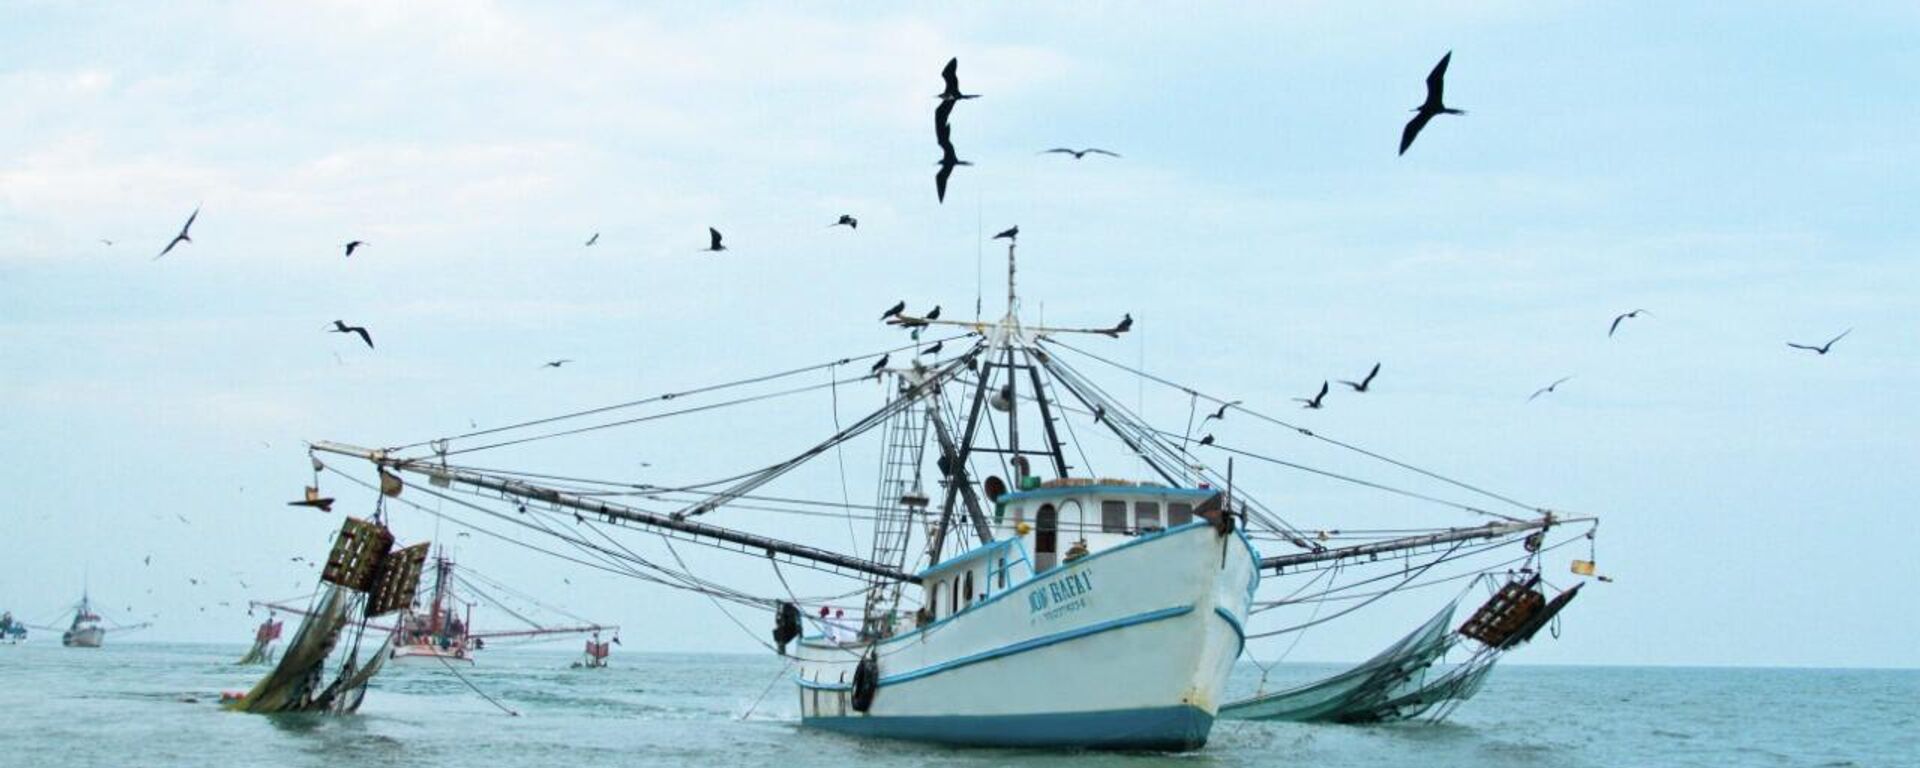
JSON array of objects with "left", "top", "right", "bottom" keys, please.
[{"left": 0, "top": 643, "right": 1912, "bottom": 767}]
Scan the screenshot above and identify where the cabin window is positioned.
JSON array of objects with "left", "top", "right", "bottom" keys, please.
[
  {"left": 1168, "top": 502, "right": 1194, "bottom": 527},
  {"left": 963, "top": 571, "right": 975, "bottom": 607},
  {"left": 950, "top": 578, "right": 960, "bottom": 615},
  {"left": 1035, "top": 504, "right": 1059, "bottom": 571},
  {"left": 997, "top": 557, "right": 1008, "bottom": 589},
  {"left": 1101, "top": 500, "right": 1128, "bottom": 532},
  {"left": 1134, "top": 501, "right": 1162, "bottom": 532},
  {"left": 930, "top": 580, "right": 943, "bottom": 619}
]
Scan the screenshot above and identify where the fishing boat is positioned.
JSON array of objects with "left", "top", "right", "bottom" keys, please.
[
  {"left": 238, "top": 615, "right": 284, "bottom": 665},
  {"left": 0, "top": 611, "right": 26, "bottom": 645},
  {"left": 304, "top": 240, "right": 1600, "bottom": 749}
]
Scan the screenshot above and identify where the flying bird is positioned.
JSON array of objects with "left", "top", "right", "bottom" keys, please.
[
  {"left": 880, "top": 301, "right": 906, "bottom": 321},
  {"left": 937, "top": 57, "right": 979, "bottom": 102},
  {"left": 704, "top": 227, "right": 726, "bottom": 252},
  {"left": 1041, "top": 148, "right": 1121, "bottom": 160},
  {"left": 869, "top": 354, "right": 890, "bottom": 374},
  {"left": 1100, "top": 313, "right": 1134, "bottom": 338},
  {"left": 1787, "top": 328, "right": 1852, "bottom": 355},
  {"left": 154, "top": 207, "right": 199, "bottom": 260},
  {"left": 1297, "top": 380, "right": 1328, "bottom": 407},
  {"left": 1399, "top": 51, "right": 1466, "bottom": 156},
  {"left": 585, "top": 233, "right": 599, "bottom": 246},
  {"left": 328, "top": 320, "right": 374, "bottom": 349},
  {"left": 935, "top": 121, "right": 970, "bottom": 203},
  {"left": 99, "top": 239, "right": 114, "bottom": 246},
  {"left": 1339, "top": 363, "right": 1382, "bottom": 393},
  {"left": 993, "top": 226, "right": 1018, "bottom": 241},
  {"left": 1609, "top": 310, "right": 1650, "bottom": 338},
  {"left": 1202, "top": 401, "right": 1242, "bottom": 422},
  {"left": 832, "top": 215, "right": 858, "bottom": 230},
  {"left": 143, "top": 556, "right": 150, "bottom": 566},
  {"left": 920, "top": 341, "right": 944, "bottom": 356},
  {"left": 543, "top": 359, "right": 573, "bottom": 368},
  {"left": 1529, "top": 376, "right": 1573, "bottom": 402},
  {"left": 343, "top": 240, "right": 365, "bottom": 257}
]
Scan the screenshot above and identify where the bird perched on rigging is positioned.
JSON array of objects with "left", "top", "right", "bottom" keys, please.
[
  {"left": 543, "top": 359, "right": 573, "bottom": 369},
  {"left": 993, "top": 226, "right": 1018, "bottom": 241},
  {"left": 1528, "top": 376, "right": 1573, "bottom": 402},
  {"left": 1100, "top": 313, "right": 1134, "bottom": 338},
  {"left": 585, "top": 232, "right": 599, "bottom": 246},
  {"left": 935, "top": 120, "right": 970, "bottom": 203},
  {"left": 926, "top": 305, "right": 942, "bottom": 321},
  {"left": 1295, "top": 381, "right": 1330, "bottom": 409},
  {"left": 1609, "top": 310, "right": 1650, "bottom": 338},
  {"left": 328, "top": 320, "right": 374, "bottom": 349},
  {"left": 869, "top": 354, "right": 889, "bottom": 374},
  {"left": 880, "top": 300, "right": 906, "bottom": 321},
  {"left": 1093, "top": 405, "right": 1107, "bottom": 424},
  {"left": 1198, "top": 434, "right": 1215, "bottom": 447},
  {"left": 1202, "top": 401, "right": 1242, "bottom": 422},
  {"left": 919, "top": 341, "right": 944, "bottom": 356},
  {"left": 704, "top": 227, "right": 727, "bottom": 252},
  {"left": 832, "top": 215, "right": 857, "bottom": 230},
  {"left": 1041, "top": 147, "right": 1121, "bottom": 160},
  {"left": 343, "top": 240, "right": 366, "bottom": 257},
  {"left": 1339, "top": 363, "right": 1382, "bottom": 393},
  {"left": 154, "top": 206, "right": 199, "bottom": 260},
  {"left": 1787, "top": 328, "right": 1851, "bottom": 355},
  {"left": 1400, "top": 51, "right": 1465, "bottom": 156}
]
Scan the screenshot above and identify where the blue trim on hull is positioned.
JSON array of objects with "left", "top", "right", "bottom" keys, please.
[{"left": 804, "top": 705, "right": 1215, "bottom": 751}]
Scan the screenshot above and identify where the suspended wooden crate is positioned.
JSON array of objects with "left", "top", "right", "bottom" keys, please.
[
  {"left": 365, "top": 542, "right": 430, "bottom": 618},
  {"left": 322, "top": 517, "right": 394, "bottom": 592},
  {"left": 1458, "top": 575, "right": 1545, "bottom": 649}
]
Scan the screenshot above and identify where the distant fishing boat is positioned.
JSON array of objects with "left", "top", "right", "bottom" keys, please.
[
  {"left": 237, "top": 615, "right": 284, "bottom": 665},
  {"left": 58, "top": 592, "right": 147, "bottom": 648},
  {"left": 0, "top": 611, "right": 26, "bottom": 645}
]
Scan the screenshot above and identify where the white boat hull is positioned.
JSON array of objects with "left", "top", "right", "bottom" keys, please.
[
  {"left": 794, "top": 520, "right": 1258, "bottom": 750},
  {"left": 389, "top": 643, "right": 474, "bottom": 665},
  {"left": 63, "top": 626, "right": 104, "bottom": 648}
]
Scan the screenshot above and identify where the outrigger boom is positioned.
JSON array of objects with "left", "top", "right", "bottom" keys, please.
[{"left": 307, "top": 441, "right": 923, "bottom": 584}]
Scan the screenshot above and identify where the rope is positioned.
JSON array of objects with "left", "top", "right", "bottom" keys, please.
[{"left": 431, "top": 651, "right": 519, "bottom": 716}]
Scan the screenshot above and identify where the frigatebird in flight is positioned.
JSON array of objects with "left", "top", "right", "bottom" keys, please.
[
  {"left": 704, "top": 227, "right": 726, "bottom": 252},
  {"left": 1609, "top": 310, "right": 1650, "bottom": 338},
  {"left": 1042, "top": 148, "right": 1121, "bottom": 160},
  {"left": 1529, "top": 376, "right": 1573, "bottom": 402},
  {"left": 328, "top": 320, "right": 374, "bottom": 349},
  {"left": 1787, "top": 328, "right": 1852, "bottom": 355},
  {"left": 1339, "top": 363, "right": 1381, "bottom": 393},
  {"left": 585, "top": 233, "right": 599, "bottom": 246},
  {"left": 832, "top": 215, "right": 857, "bottom": 230},
  {"left": 154, "top": 207, "right": 199, "bottom": 260},
  {"left": 543, "top": 359, "right": 573, "bottom": 368},
  {"left": 343, "top": 240, "right": 365, "bottom": 257},
  {"left": 1400, "top": 51, "right": 1465, "bottom": 156},
  {"left": 1295, "top": 381, "right": 1330, "bottom": 410},
  {"left": 1202, "top": 401, "right": 1243, "bottom": 422},
  {"left": 936, "top": 121, "right": 970, "bottom": 203},
  {"left": 937, "top": 58, "right": 979, "bottom": 103}
]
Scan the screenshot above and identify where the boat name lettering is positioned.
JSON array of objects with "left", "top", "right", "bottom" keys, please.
[{"left": 1027, "top": 569, "right": 1094, "bottom": 615}]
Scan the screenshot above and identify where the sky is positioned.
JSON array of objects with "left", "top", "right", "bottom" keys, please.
[{"left": 1, "top": 2, "right": 1915, "bottom": 669}]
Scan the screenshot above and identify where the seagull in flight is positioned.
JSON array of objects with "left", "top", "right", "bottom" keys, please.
[
  {"left": 154, "top": 207, "right": 199, "bottom": 260},
  {"left": 1041, "top": 148, "right": 1121, "bottom": 160},
  {"left": 1339, "top": 363, "right": 1382, "bottom": 393},
  {"left": 937, "top": 58, "right": 979, "bottom": 102},
  {"left": 993, "top": 226, "right": 1018, "bottom": 241},
  {"left": 1099, "top": 313, "right": 1133, "bottom": 338},
  {"left": 328, "top": 320, "right": 374, "bottom": 349},
  {"left": 704, "top": 227, "right": 726, "bottom": 252},
  {"left": 1529, "top": 376, "right": 1573, "bottom": 402},
  {"left": 343, "top": 240, "right": 366, "bottom": 257},
  {"left": 832, "top": 215, "right": 857, "bottom": 230},
  {"left": 585, "top": 232, "right": 599, "bottom": 246},
  {"left": 543, "top": 359, "right": 573, "bottom": 368},
  {"left": 1787, "top": 328, "right": 1851, "bottom": 355},
  {"left": 1295, "top": 381, "right": 1330, "bottom": 410},
  {"left": 1609, "top": 310, "right": 1650, "bottom": 338},
  {"left": 1400, "top": 51, "right": 1466, "bottom": 156},
  {"left": 1202, "top": 401, "right": 1242, "bottom": 422}
]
